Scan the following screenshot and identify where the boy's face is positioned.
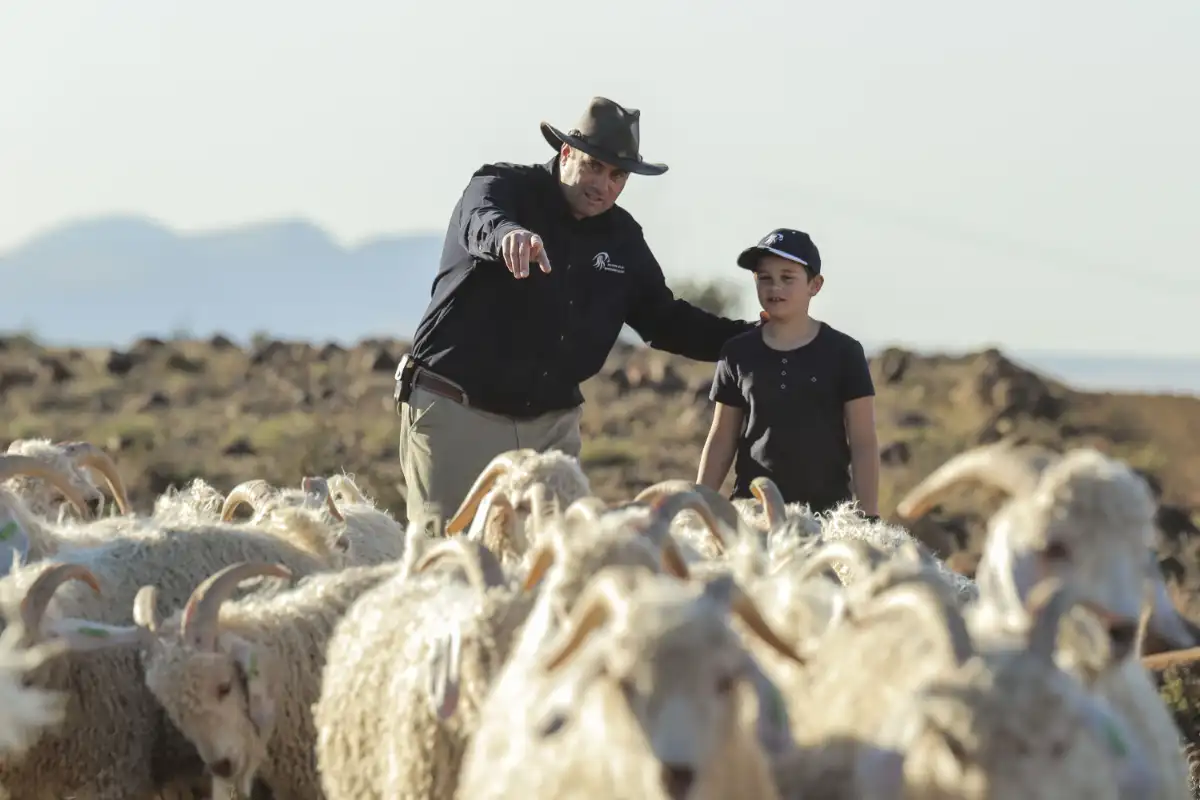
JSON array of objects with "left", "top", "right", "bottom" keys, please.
[{"left": 753, "top": 255, "right": 822, "bottom": 319}]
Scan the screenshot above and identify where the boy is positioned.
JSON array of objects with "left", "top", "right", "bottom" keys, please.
[{"left": 697, "top": 228, "right": 881, "bottom": 519}]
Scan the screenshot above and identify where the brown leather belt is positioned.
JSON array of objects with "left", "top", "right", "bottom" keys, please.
[{"left": 412, "top": 368, "right": 469, "bottom": 406}]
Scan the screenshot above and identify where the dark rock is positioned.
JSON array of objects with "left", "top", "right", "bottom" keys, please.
[
  {"left": 105, "top": 350, "right": 139, "bottom": 376},
  {"left": 37, "top": 356, "right": 73, "bottom": 383},
  {"left": 880, "top": 441, "right": 911, "bottom": 466},
  {"left": 876, "top": 347, "right": 910, "bottom": 384},
  {"left": 164, "top": 352, "right": 205, "bottom": 374},
  {"left": 209, "top": 334, "right": 237, "bottom": 350},
  {"left": 222, "top": 438, "right": 257, "bottom": 457}
]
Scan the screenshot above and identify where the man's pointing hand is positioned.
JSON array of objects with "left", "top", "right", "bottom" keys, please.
[{"left": 501, "top": 229, "right": 553, "bottom": 279}]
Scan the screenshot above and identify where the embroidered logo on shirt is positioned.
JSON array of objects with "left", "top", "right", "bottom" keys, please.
[{"left": 591, "top": 251, "right": 625, "bottom": 274}]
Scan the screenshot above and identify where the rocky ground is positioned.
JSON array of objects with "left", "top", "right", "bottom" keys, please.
[{"left": 3, "top": 331, "right": 1200, "bottom": 751}]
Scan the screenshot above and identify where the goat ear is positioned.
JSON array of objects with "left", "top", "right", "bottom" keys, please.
[
  {"left": 231, "top": 640, "right": 276, "bottom": 737},
  {"left": 853, "top": 743, "right": 906, "bottom": 799},
  {"left": 1077, "top": 698, "right": 1161, "bottom": 799},
  {"left": 426, "top": 626, "right": 463, "bottom": 721}
]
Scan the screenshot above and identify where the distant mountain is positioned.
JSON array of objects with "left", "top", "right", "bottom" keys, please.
[{"left": 0, "top": 216, "right": 446, "bottom": 345}]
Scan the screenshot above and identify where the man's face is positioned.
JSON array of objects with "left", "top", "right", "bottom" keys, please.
[
  {"left": 558, "top": 144, "right": 629, "bottom": 218},
  {"left": 754, "top": 255, "right": 822, "bottom": 319}
]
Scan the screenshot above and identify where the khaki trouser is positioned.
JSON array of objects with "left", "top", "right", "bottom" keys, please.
[{"left": 397, "top": 384, "right": 582, "bottom": 526}]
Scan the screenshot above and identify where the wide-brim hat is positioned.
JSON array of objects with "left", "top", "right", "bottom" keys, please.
[{"left": 540, "top": 96, "right": 668, "bottom": 177}]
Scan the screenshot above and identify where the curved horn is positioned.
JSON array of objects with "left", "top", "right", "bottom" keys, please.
[
  {"left": 0, "top": 455, "right": 92, "bottom": 520},
  {"left": 132, "top": 585, "right": 162, "bottom": 633},
  {"left": 750, "top": 476, "right": 788, "bottom": 530},
  {"left": 856, "top": 577, "right": 975, "bottom": 667},
  {"left": 700, "top": 573, "right": 806, "bottom": 665},
  {"left": 541, "top": 571, "right": 632, "bottom": 672},
  {"left": 445, "top": 450, "right": 537, "bottom": 535},
  {"left": 795, "top": 539, "right": 889, "bottom": 584},
  {"left": 219, "top": 479, "right": 276, "bottom": 522},
  {"left": 521, "top": 536, "right": 561, "bottom": 592},
  {"left": 180, "top": 562, "right": 293, "bottom": 651},
  {"left": 1142, "top": 646, "right": 1200, "bottom": 672},
  {"left": 636, "top": 480, "right": 742, "bottom": 534},
  {"left": 479, "top": 492, "right": 517, "bottom": 551},
  {"left": 525, "top": 483, "right": 554, "bottom": 538},
  {"left": 301, "top": 476, "right": 345, "bottom": 522},
  {"left": 636, "top": 483, "right": 730, "bottom": 555},
  {"left": 414, "top": 539, "right": 507, "bottom": 592},
  {"left": 20, "top": 563, "right": 102, "bottom": 634},
  {"left": 895, "top": 442, "right": 1058, "bottom": 521},
  {"left": 58, "top": 442, "right": 132, "bottom": 515},
  {"left": 1025, "top": 578, "right": 1076, "bottom": 664},
  {"left": 326, "top": 474, "right": 366, "bottom": 505}
]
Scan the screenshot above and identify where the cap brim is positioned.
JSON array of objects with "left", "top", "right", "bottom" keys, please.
[
  {"left": 539, "top": 122, "right": 668, "bottom": 176},
  {"left": 736, "top": 244, "right": 815, "bottom": 273}
]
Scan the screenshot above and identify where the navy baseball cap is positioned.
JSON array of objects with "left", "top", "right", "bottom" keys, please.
[{"left": 736, "top": 228, "right": 821, "bottom": 275}]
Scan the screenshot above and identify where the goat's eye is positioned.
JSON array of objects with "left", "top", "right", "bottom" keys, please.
[
  {"left": 1042, "top": 542, "right": 1070, "bottom": 561},
  {"left": 715, "top": 675, "right": 734, "bottom": 695},
  {"left": 618, "top": 677, "right": 636, "bottom": 702},
  {"left": 216, "top": 682, "right": 232, "bottom": 699}
]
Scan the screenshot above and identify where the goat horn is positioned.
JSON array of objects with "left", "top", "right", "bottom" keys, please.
[
  {"left": 1025, "top": 578, "right": 1076, "bottom": 664},
  {"left": 301, "top": 476, "right": 344, "bottom": 522},
  {"left": 749, "top": 477, "right": 787, "bottom": 530},
  {"left": 478, "top": 491, "right": 516, "bottom": 551},
  {"left": 895, "top": 441, "right": 1058, "bottom": 521},
  {"left": 701, "top": 573, "right": 806, "bottom": 665},
  {"left": 636, "top": 480, "right": 742, "bottom": 533},
  {"left": 445, "top": 449, "right": 537, "bottom": 535},
  {"left": 856, "top": 574, "right": 975, "bottom": 666},
  {"left": 326, "top": 474, "right": 366, "bottom": 504},
  {"left": 636, "top": 482, "right": 730, "bottom": 555},
  {"left": 414, "top": 539, "right": 507, "bottom": 592},
  {"left": 0, "top": 455, "right": 92, "bottom": 520},
  {"left": 525, "top": 483, "right": 553, "bottom": 538},
  {"left": 541, "top": 570, "right": 632, "bottom": 672},
  {"left": 181, "top": 562, "right": 292, "bottom": 651},
  {"left": 133, "top": 585, "right": 162, "bottom": 633},
  {"left": 795, "top": 539, "right": 888, "bottom": 584},
  {"left": 219, "top": 479, "right": 276, "bottom": 522},
  {"left": 58, "top": 441, "right": 132, "bottom": 515},
  {"left": 21, "top": 563, "right": 102, "bottom": 635},
  {"left": 521, "top": 536, "right": 562, "bottom": 592},
  {"left": 1142, "top": 646, "right": 1200, "bottom": 672}
]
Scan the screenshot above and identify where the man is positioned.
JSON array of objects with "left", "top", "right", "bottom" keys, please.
[{"left": 395, "top": 96, "right": 757, "bottom": 524}]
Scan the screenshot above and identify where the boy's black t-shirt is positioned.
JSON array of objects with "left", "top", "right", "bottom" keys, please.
[{"left": 709, "top": 322, "right": 875, "bottom": 513}]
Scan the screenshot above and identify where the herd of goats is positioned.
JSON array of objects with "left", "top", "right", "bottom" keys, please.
[{"left": 1, "top": 434, "right": 1200, "bottom": 798}]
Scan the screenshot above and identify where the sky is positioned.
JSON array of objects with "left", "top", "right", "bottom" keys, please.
[{"left": 2, "top": 0, "right": 1198, "bottom": 357}]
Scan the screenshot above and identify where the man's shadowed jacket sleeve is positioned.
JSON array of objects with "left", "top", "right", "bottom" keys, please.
[{"left": 625, "top": 235, "right": 757, "bottom": 362}]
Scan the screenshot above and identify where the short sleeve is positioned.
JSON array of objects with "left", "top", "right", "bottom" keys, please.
[
  {"left": 709, "top": 352, "right": 746, "bottom": 408},
  {"left": 838, "top": 339, "right": 875, "bottom": 403}
]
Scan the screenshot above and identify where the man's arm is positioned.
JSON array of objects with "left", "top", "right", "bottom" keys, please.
[
  {"left": 456, "top": 165, "right": 528, "bottom": 261},
  {"left": 626, "top": 235, "right": 756, "bottom": 362},
  {"left": 840, "top": 340, "right": 880, "bottom": 517}
]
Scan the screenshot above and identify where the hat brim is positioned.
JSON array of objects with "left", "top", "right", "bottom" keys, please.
[
  {"left": 737, "top": 245, "right": 816, "bottom": 273},
  {"left": 540, "top": 122, "right": 668, "bottom": 176}
]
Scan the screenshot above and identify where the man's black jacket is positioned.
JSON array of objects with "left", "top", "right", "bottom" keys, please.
[{"left": 409, "top": 158, "right": 756, "bottom": 418}]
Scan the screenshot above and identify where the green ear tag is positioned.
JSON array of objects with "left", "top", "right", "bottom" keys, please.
[
  {"left": 76, "top": 626, "right": 111, "bottom": 639},
  {"left": 248, "top": 652, "right": 259, "bottom": 679},
  {"left": 0, "top": 520, "right": 18, "bottom": 542},
  {"left": 1104, "top": 717, "right": 1128, "bottom": 758}
]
